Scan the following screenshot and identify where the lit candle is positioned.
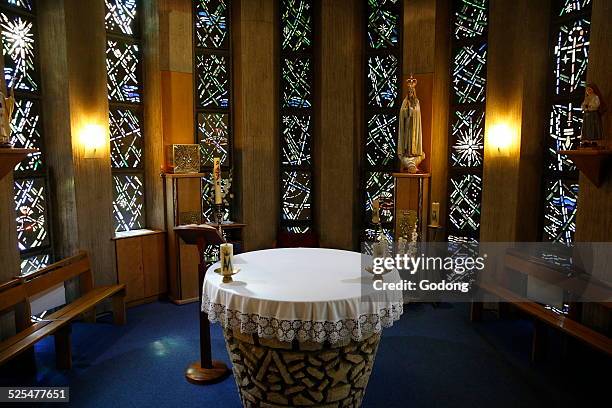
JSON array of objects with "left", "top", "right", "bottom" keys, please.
[
  {"left": 431, "top": 202, "right": 440, "bottom": 227},
  {"left": 213, "top": 157, "right": 222, "bottom": 205},
  {"left": 220, "top": 243, "right": 233, "bottom": 276}
]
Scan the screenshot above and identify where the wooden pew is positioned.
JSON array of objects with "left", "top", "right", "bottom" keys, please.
[{"left": 0, "top": 251, "right": 126, "bottom": 370}]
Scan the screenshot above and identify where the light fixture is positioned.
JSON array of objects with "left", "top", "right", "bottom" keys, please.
[
  {"left": 488, "top": 122, "right": 514, "bottom": 156},
  {"left": 81, "top": 124, "right": 106, "bottom": 158}
]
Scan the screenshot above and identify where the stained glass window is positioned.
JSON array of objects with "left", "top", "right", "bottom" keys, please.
[
  {"left": 541, "top": 0, "right": 591, "bottom": 244},
  {"left": 446, "top": 0, "right": 488, "bottom": 241},
  {"left": 1, "top": 1, "right": 53, "bottom": 274},
  {"left": 279, "top": 0, "right": 314, "bottom": 232},
  {"left": 106, "top": 0, "right": 145, "bottom": 232},
  {"left": 194, "top": 0, "right": 232, "bottom": 224},
  {"left": 361, "top": 0, "right": 402, "bottom": 248}
]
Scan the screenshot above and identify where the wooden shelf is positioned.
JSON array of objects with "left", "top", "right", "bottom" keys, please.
[
  {"left": 559, "top": 149, "right": 612, "bottom": 187},
  {"left": 0, "top": 148, "right": 37, "bottom": 181},
  {"left": 162, "top": 172, "right": 206, "bottom": 179},
  {"left": 392, "top": 172, "right": 431, "bottom": 179}
]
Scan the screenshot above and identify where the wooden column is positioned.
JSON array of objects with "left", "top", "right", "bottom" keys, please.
[
  {"left": 479, "top": 0, "right": 550, "bottom": 242},
  {"left": 233, "top": 0, "right": 277, "bottom": 250},
  {"left": 142, "top": 0, "right": 165, "bottom": 230},
  {"left": 575, "top": 0, "right": 612, "bottom": 242},
  {"left": 159, "top": 0, "right": 194, "bottom": 147},
  {"left": 316, "top": 0, "right": 362, "bottom": 250},
  {"left": 430, "top": 0, "right": 451, "bottom": 227},
  {"left": 38, "top": 0, "right": 116, "bottom": 287},
  {"left": 403, "top": 0, "right": 436, "bottom": 77}
]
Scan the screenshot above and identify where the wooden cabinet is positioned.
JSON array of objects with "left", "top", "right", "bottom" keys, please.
[
  {"left": 114, "top": 230, "right": 167, "bottom": 305},
  {"left": 393, "top": 173, "right": 430, "bottom": 241}
]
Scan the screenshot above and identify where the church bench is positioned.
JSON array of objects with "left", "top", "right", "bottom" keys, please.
[
  {"left": 471, "top": 281, "right": 612, "bottom": 361},
  {"left": 0, "top": 251, "right": 126, "bottom": 371}
]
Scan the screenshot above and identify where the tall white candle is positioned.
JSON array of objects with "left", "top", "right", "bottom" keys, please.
[
  {"left": 213, "top": 157, "right": 222, "bottom": 205},
  {"left": 220, "top": 243, "right": 233, "bottom": 276}
]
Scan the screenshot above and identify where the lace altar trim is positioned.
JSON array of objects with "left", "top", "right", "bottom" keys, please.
[{"left": 202, "top": 295, "right": 403, "bottom": 344}]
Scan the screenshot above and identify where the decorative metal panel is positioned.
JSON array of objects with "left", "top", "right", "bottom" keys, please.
[
  {"left": 281, "top": 0, "right": 312, "bottom": 52},
  {"left": 198, "top": 112, "right": 229, "bottom": 167},
  {"left": 195, "top": 0, "right": 228, "bottom": 49},
  {"left": 448, "top": 173, "right": 482, "bottom": 236},
  {"left": 112, "top": 174, "right": 145, "bottom": 232},
  {"left": 14, "top": 177, "right": 48, "bottom": 251},
  {"left": 105, "top": 0, "right": 138, "bottom": 35},
  {"left": 543, "top": 178, "right": 578, "bottom": 244},
  {"left": 11, "top": 97, "right": 42, "bottom": 172},
  {"left": 366, "top": 0, "right": 400, "bottom": 49},
  {"left": 451, "top": 109, "right": 484, "bottom": 168},
  {"left": 366, "top": 114, "right": 397, "bottom": 168},
  {"left": 281, "top": 115, "right": 312, "bottom": 166},
  {"left": 281, "top": 170, "right": 312, "bottom": 222},
  {"left": 110, "top": 107, "right": 142, "bottom": 169},
  {"left": 0, "top": 11, "right": 37, "bottom": 91},
  {"left": 196, "top": 53, "right": 229, "bottom": 108},
  {"left": 106, "top": 39, "right": 141, "bottom": 103},
  {"left": 452, "top": 44, "right": 488, "bottom": 104},
  {"left": 281, "top": 57, "right": 312, "bottom": 108},
  {"left": 367, "top": 54, "right": 399, "bottom": 108},
  {"left": 454, "top": 0, "right": 488, "bottom": 40},
  {"left": 553, "top": 19, "right": 590, "bottom": 96}
]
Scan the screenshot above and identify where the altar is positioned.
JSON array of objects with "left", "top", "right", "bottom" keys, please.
[{"left": 202, "top": 248, "right": 403, "bottom": 407}]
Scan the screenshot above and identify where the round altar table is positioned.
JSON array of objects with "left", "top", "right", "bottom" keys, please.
[{"left": 202, "top": 248, "right": 403, "bottom": 407}]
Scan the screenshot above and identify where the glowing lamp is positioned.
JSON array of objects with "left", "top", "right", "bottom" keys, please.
[{"left": 82, "top": 124, "right": 106, "bottom": 158}]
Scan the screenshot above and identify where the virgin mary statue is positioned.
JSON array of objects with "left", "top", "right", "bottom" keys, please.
[{"left": 397, "top": 77, "right": 424, "bottom": 173}]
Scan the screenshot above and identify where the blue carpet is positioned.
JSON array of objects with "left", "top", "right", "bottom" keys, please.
[{"left": 1, "top": 301, "right": 609, "bottom": 407}]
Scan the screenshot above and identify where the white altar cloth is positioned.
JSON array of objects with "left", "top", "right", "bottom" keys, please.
[{"left": 202, "top": 248, "right": 403, "bottom": 344}]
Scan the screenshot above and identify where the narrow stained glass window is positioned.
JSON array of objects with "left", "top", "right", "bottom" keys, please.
[
  {"left": 105, "top": 0, "right": 145, "bottom": 232},
  {"left": 361, "top": 0, "right": 402, "bottom": 249},
  {"left": 194, "top": 0, "right": 233, "bottom": 225},
  {"left": 1, "top": 0, "right": 54, "bottom": 274},
  {"left": 540, "top": 0, "right": 591, "bottom": 244},
  {"left": 446, "top": 0, "right": 489, "bottom": 242},
  {"left": 279, "top": 0, "right": 314, "bottom": 232}
]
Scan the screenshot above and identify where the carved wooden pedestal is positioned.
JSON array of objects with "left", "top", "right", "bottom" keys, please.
[{"left": 223, "top": 329, "right": 381, "bottom": 407}]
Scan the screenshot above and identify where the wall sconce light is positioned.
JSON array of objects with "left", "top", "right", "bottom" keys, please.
[
  {"left": 81, "top": 124, "right": 106, "bottom": 159},
  {"left": 489, "top": 122, "right": 513, "bottom": 156}
]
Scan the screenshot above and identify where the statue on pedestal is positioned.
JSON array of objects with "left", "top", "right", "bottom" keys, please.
[
  {"left": 397, "top": 76, "right": 424, "bottom": 173},
  {"left": 580, "top": 83, "right": 606, "bottom": 148},
  {"left": 0, "top": 87, "right": 15, "bottom": 147}
]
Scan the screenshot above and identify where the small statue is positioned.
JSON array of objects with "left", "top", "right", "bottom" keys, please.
[
  {"left": 580, "top": 83, "right": 606, "bottom": 148},
  {"left": 0, "top": 86, "right": 15, "bottom": 147},
  {"left": 398, "top": 76, "right": 425, "bottom": 173}
]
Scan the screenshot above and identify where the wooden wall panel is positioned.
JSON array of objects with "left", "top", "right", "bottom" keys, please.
[
  {"left": 116, "top": 238, "right": 145, "bottom": 302},
  {"left": 480, "top": 0, "right": 550, "bottom": 242},
  {"left": 575, "top": 0, "right": 612, "bottom": 242},
  {"left": 142, "top": 233, "right": 167, "bottom": 297},
  {"left": 317, "top": 0, "right": 362, "bottom": 250},
  {"left": 233, "top": 0, "right": 278, "bottom": 251},
  {"left": 403, "top": 0, "right": 436, "bottom": 76},
  {"left": 430, "top": 0, "right": 451, "bottom": 227}
]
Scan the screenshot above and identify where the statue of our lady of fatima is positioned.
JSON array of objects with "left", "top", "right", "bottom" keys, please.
[{"left": 397, "top": 76, "right": 424, "bottom": 173}]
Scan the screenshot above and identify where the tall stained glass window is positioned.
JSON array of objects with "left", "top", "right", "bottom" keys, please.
[
  {"left": 279, "top": 0, "right": 314, "bottom": 233},
  {"left": 361, "top": 0, "right": 402, "bottom": 247},
  {"left": 540, "top": 0, "right": 591, "bottom": 244},
  {"left": 446, "top": 0, "right": 488, "bottom": 242},
  {"left": 194, "top": 0, "right": 232, "bottom": 223},
  {"left": 105, "top": 0, "right": 145, "bottom": 232},
  {"left": 1, "top": 0, "right": 54, "bottom": 275}
]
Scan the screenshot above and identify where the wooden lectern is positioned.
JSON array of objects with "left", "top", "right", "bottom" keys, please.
[{"left": 174, "top": 224, "right": 230, "bottom": 385}]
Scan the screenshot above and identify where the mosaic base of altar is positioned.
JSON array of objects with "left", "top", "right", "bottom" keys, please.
[{"left": 223, "top": 329, "right": 381, "bottom": 408}]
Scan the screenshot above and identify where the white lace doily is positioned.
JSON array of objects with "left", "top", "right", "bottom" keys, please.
[{"left": 202, "top": 248, "right": 404, "bottom": 344}]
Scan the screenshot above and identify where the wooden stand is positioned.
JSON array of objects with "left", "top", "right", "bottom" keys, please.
[
  {"left": 559, "top": 149, "right": 612, "bottom": 187},
  {"left": 0, "top": 148, "right": 37, "bottom": 180},
  {"left": 393, "top": 172, "right": 430, "bottom": 240},
  {"left": 174, "top": 224, "right": 230, "bottom": 385}
]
